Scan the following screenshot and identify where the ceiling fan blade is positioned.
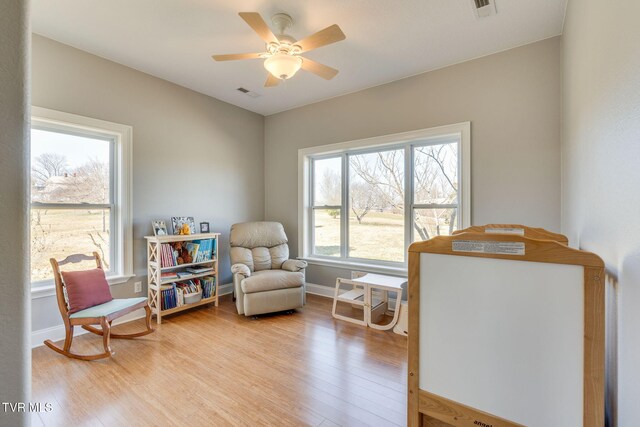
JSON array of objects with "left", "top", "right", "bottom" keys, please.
[
  {"left": 264, "top": 73, "right": 280, "bottom": 87},
  {"left": 295, "top": 24, "right": 346, "bottom": 53},
  {"left": 239, "top": 12, "right": 279, "bottom": 45},
  {"left": 301, "top": 57, "right": 339, "bottom": 80},
  {"left": 211, "top": 53, "right": 263, "bottom": 61}
]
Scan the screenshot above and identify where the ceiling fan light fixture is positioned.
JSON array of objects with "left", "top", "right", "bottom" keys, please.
[{"left": 264, "top": 53, "right": 302, "bottom": 80}]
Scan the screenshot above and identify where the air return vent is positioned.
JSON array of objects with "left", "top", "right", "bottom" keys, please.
[
  {"left": 236, "top": 87, "right": 261, "bottom": 98},
  {"left": 471, "top": 0, "right": 497, "bottom": 19}
]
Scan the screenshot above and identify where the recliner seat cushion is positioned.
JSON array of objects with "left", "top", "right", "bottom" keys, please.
[{"left": 241, "top": 270, "right": 304, "bottom": 294}]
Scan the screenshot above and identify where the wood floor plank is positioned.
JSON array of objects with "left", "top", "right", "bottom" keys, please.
[{"left": 32, "top": 294, "right": 408, "bottom": 426}]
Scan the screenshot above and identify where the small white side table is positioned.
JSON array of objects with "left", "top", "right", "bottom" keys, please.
[{"left": 332, "top": 273, "right": 407, "bottom": 330}]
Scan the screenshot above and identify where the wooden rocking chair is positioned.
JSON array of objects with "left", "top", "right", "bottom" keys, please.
[{"left": 44, "top": 252, "right": 154, "bottom": 361}]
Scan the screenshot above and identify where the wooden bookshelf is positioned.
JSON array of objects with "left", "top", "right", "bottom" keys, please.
[{"left": 145, "top": 232, "right": 220, "bottom": 324}]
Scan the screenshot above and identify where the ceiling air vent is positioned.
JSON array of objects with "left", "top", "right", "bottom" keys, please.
[
  {"left": 471, "top": 0, "right": 497, "bottom": 19},
  {"left": 236, "top": 87, "right": 261, "bottom": 98}
]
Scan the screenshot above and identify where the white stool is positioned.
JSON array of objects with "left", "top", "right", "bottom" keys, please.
[{"left": 332, "top": 273, "right": 406, "bottom": 330}]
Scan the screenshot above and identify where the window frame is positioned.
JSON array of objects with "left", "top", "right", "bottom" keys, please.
[
  {"left": 30, "top": 106, "right": 133, "bottom": 296},
  {"left": 298, "top": 122, "right": 471, "bottom": 273}
]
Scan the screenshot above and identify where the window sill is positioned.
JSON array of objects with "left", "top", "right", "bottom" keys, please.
[
  {"left": 31, "top": 274, "right": 135, "bottom": 300},
  {"left": 301, "top": 257, "right": 408, "bottom": 277}
]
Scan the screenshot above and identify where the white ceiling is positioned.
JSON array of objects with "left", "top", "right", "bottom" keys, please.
[{"left": 32, "top": 0, "right": 567, "bottom": 116}]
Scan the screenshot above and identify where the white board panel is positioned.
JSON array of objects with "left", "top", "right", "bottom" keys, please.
[{"left": 419, "top": 253, "right": 584, "bottom": 426}]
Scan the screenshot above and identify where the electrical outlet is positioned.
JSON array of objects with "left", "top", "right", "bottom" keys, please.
[{"left": 134, "top": 281, "right": 142, "bottom": 293}]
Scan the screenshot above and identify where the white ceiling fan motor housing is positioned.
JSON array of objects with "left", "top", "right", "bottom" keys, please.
[
  {"left": 271, "top": 13, "right": 294, "bottom": 35},
  {"left": 270, "top": 13, "right": 300, "bottom": 54}
]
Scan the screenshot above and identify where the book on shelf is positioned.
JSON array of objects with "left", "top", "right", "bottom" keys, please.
[
  {"left": 175, "top": 287, "right": 184, "bottom": 307},
  {"left": 176, "top": 271, "right": 193, "bottom": 278},
  {"left": 191, "top": 239, "right": 215, "bottom": 263},
  {"left": 161, "top": 271, "right": 178, "bottom": 280},
  {"left": 160, "top": 284, "right": 177, "bottom": 310},
  {"left": 185, "top": 242, "right": 200, "bottom": 263},
  {"left": 203, "top": 239, "right": 213, "bottom": 262},
  {"left": 200, "top": 275, "right": 216, "bottom": 299},
  {"left": 176, "top": 280, "right": 200, "bottom": 294},
  {"left": 160, "top": 243, "right": 176, "bottom": 268}
]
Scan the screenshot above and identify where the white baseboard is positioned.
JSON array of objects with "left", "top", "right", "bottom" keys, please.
[
  {"left": 218, "top": 282, "right": 233, "bottom": 296},
  {"left": 305, "top": 282, "right": 335, "bottom": 298},
  {"left": 31, "top": 283, "right": 234, "bottom": 349}
]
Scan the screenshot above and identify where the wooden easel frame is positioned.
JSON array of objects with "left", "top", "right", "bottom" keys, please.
[
  {"left": 453, "top": 223, "right": 569, "bottom": 245},
  {"left": 407, "top": 232, "right": 605, "bottom": 426}
]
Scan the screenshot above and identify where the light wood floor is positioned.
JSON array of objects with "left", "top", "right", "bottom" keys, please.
[{"left": 32, "top": 294, "right": 408, "bottom": 427}]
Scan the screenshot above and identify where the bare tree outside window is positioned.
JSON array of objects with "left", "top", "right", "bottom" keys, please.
[
  {"left": 413, "top": 143, "right": 458, "bottom": 240},
  {"left": 32, "top": 152, "right": 68, "bottom": 186},
  {"left": 349, "top": 181, "right": 378, "bottom": 224},
  {"left": 348, "top": 149, "right": 405, "bottom": 261}
]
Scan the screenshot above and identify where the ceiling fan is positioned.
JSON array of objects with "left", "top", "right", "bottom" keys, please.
[{"left": 212, "top": 12, "right": 346, "bottom": 87}]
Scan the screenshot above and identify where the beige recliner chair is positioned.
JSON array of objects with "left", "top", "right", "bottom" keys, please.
[{"left": 230, "top": 222, "right": 307, "bottom": 316}]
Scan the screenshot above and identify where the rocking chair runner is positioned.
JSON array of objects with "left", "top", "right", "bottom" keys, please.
[{"left": 44, "top": 252, "right": 154, "bottom": 361}]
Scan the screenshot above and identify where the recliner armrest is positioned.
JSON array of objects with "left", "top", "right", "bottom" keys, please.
[
  {"left": 282, "top": 259, "right": 308, "bottom": 272},
  {"left": 231, "top": 263, "right": 251, "bottom": 277}
]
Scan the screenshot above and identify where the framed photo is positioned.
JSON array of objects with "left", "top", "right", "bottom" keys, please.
[
  {"left": 200, "top": 222, "right": 210, "bottom": 233},
  {"left": 152, "top": 220, "right": 168, "bottom": 236},
  {"left": 171, "top": 216, "right": 196, "bottom": 235}
]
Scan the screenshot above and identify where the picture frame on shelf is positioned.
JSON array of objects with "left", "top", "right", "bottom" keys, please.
[
  {"left": 200, "top": 222, "right": 210, "bottom": 233},
  {"left": 171, "top": 216, "right": 196, "bottom": 235},
  {"left": 152, "top": 220, "right": 168, "bottom": 236}
]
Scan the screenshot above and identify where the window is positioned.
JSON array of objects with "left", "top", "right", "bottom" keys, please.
[
  {"left": 412, "top": 141, "right": 459, "bottom": 242},
  {"left": 311, "top": 157, "right": 342, "bottom": 257},
  {"left": 30, "top": 107, "right": 132, "bottom": 289},
  {"left": 300, "top": 123, "right": 470, "bottom": 271},
  {"left": 348, "top": 148, "right": 405, "bottom": 262}
]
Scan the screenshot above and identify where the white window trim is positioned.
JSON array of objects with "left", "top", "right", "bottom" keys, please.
[
  {"left": 30, "top": 107, "right": 134, "bottom": 298},
  {"left": 298, "top": 122, "right": 471, "bottom": 271}
]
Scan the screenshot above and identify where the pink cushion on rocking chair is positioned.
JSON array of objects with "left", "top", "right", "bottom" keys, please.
[{"left": 61, "top": 268, "right": 113, "bottom": 314}]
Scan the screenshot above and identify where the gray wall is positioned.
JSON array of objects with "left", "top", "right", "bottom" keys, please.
[
  {"left": 264, "top": 37, "right": 561, "bottom": 287},
  {"left": 0, "top": 0, "right": 31, "bottom": 425},
  {"left": 562, "top": 0, "right": 640, "bottom": 424},
  {"left": 31, "top": 35, "right": 265, "bottom": 332}
]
